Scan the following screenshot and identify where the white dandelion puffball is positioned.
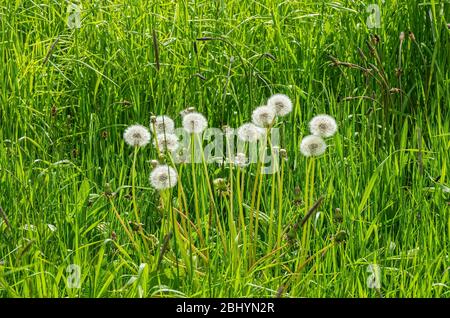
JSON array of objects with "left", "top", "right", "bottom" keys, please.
[
  {"left": 124, "top": 124, "right": 151, "bottom": 147},
  {"left": 150, "top": 165, "right": 178, "bottom": 190},
  {"left": 309, "top": 114, "right": 338, "bottom": 138},
  {"left": 154, "top": 133, "right": 179, "bottom": 152},
  {"left": 237, "top": 123, "right": 265, "bottom": 142},
  {"left": 153, "top": 115, "right": 175, "bottom": 134},
  {"left": 182, "top": 112, "right": 208, "bottom": 134},
  {"left": 252, "top": 105, "right": 276, "bottom": 128},
  {"left": 223, "top": 126, "right": 235, "bottom": 139},
  {"left": 234, "top": 152, "right": 248, "bottom": 167},
  {"left": 267, "top": 93, "right": 293, "bottom": 116},
  {"left": 300, "top": 135, "right": 327, "bottom": 157}
]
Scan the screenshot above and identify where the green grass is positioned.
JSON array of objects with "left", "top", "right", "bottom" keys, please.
[{"left": 0, "top": 0, "right": 449, "bottom": 297}]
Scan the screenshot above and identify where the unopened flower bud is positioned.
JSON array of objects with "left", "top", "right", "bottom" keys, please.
[{"left": 150, "top": 160, "right": 159, "bottom": 168}]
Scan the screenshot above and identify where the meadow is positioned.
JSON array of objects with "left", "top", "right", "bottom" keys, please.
[{"left": 0, "top": 0, "right": 449, "bottom": 298}]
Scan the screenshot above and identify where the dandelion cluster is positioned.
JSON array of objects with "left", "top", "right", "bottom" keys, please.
[
  {"left": 247, "top": 94, "right": 293, "bottom": 130},
  {"left": 300, "top": 114, "right": 337, "bottom": 157},
  {"left": 230, "top": 93, "right": 293, "bottom": 165},
  {"left": 121, "top": 95, "right": 334, "bottom": 192}
]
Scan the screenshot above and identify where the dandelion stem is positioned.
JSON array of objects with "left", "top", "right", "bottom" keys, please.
[
  {"left": 190, "top": 134, "right": 204, "bottom": 245},
  {"left": 131, "top": 146, "right": 140, "bottom": 224}
]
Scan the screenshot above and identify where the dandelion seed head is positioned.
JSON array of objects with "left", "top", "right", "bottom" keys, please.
[
  {"left": 234, "top": 152, "right": 248, "bottom": 167},
  {"left": 252, "top": 105, "right": 276, "bottom": 127},
  {"left": 96, "top": 222, "right": 109, "bottom": 234},
  {"left": 153, "top": 115, "right": 175, "bottom": 134},
  {"left": 154, "top": 133, "right": 179, "bottom": 152},
  {"left": 222, "top": 126, "right": 235, "bottom": 139},
  {"left": 237, "top": 123, "right": 265, "bottom": 142},
  {"left": 309, "top": 114, "right": 338, "bottom": 138},
  {"left": 123, "top": 124, "right": 151, "bottom": 147},
  {"left": 180, "top": 107, "right": 196, "bottom": 118},
  {"left": 150, "top": 165, "right": 178, "bottom": 190},
  {"left": 267, "top": 94, "right": 293, "bottom": 117},
  {"left": 174, "top": 147, "right": 188, "bottom": 164},
  {"left": 182, "top": 112, "right": 208, "bottom": 134},
  {"left": 300, "top": 135, "right": 327, "bottom": 157}
]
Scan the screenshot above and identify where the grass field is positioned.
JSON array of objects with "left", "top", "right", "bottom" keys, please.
[{"left": 0, "top": 0, "right": 449, "bottom": 298}]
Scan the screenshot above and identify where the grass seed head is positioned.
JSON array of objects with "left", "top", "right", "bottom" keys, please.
[{"left": 333, "top": 230, "right": 348, "bottom": 244}]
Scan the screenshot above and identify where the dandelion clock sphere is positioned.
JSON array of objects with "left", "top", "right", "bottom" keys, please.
[
  {"left": 237, "top": 123, "right": 265, "bottom": 142},
  {"left": 182, "top": 112, "right": 208, "bottom": 134},
  {"left": 123, "top": 125, "right": 151, "bottom": 147},
  {"left": 309, "top": 114, "right": 337, "bottom": 138},
  {"left": 154, "top": 133, "right": 179, "bottom": 152},
  {"left": 150, "top": 165, "right": 178, "bottom": 190},
  {"left": 153, "top": 115, "right": 175, "bottom": 134},
  {"left": 234, "top": 152, "right": 248, "bottom": 167},
  {"left": 267, "top": 94, "right": 293, "bottom": 117},
  {"left": 300, "top": 135, "right": 327, "bottom": 157},
  {"left": 252, "top": 105, "right": 276, "bottom": 128}
]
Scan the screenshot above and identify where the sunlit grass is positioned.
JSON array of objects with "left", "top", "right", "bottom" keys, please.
[{"left": 0, "top": 0, "right": 448, "bottom": 298}]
